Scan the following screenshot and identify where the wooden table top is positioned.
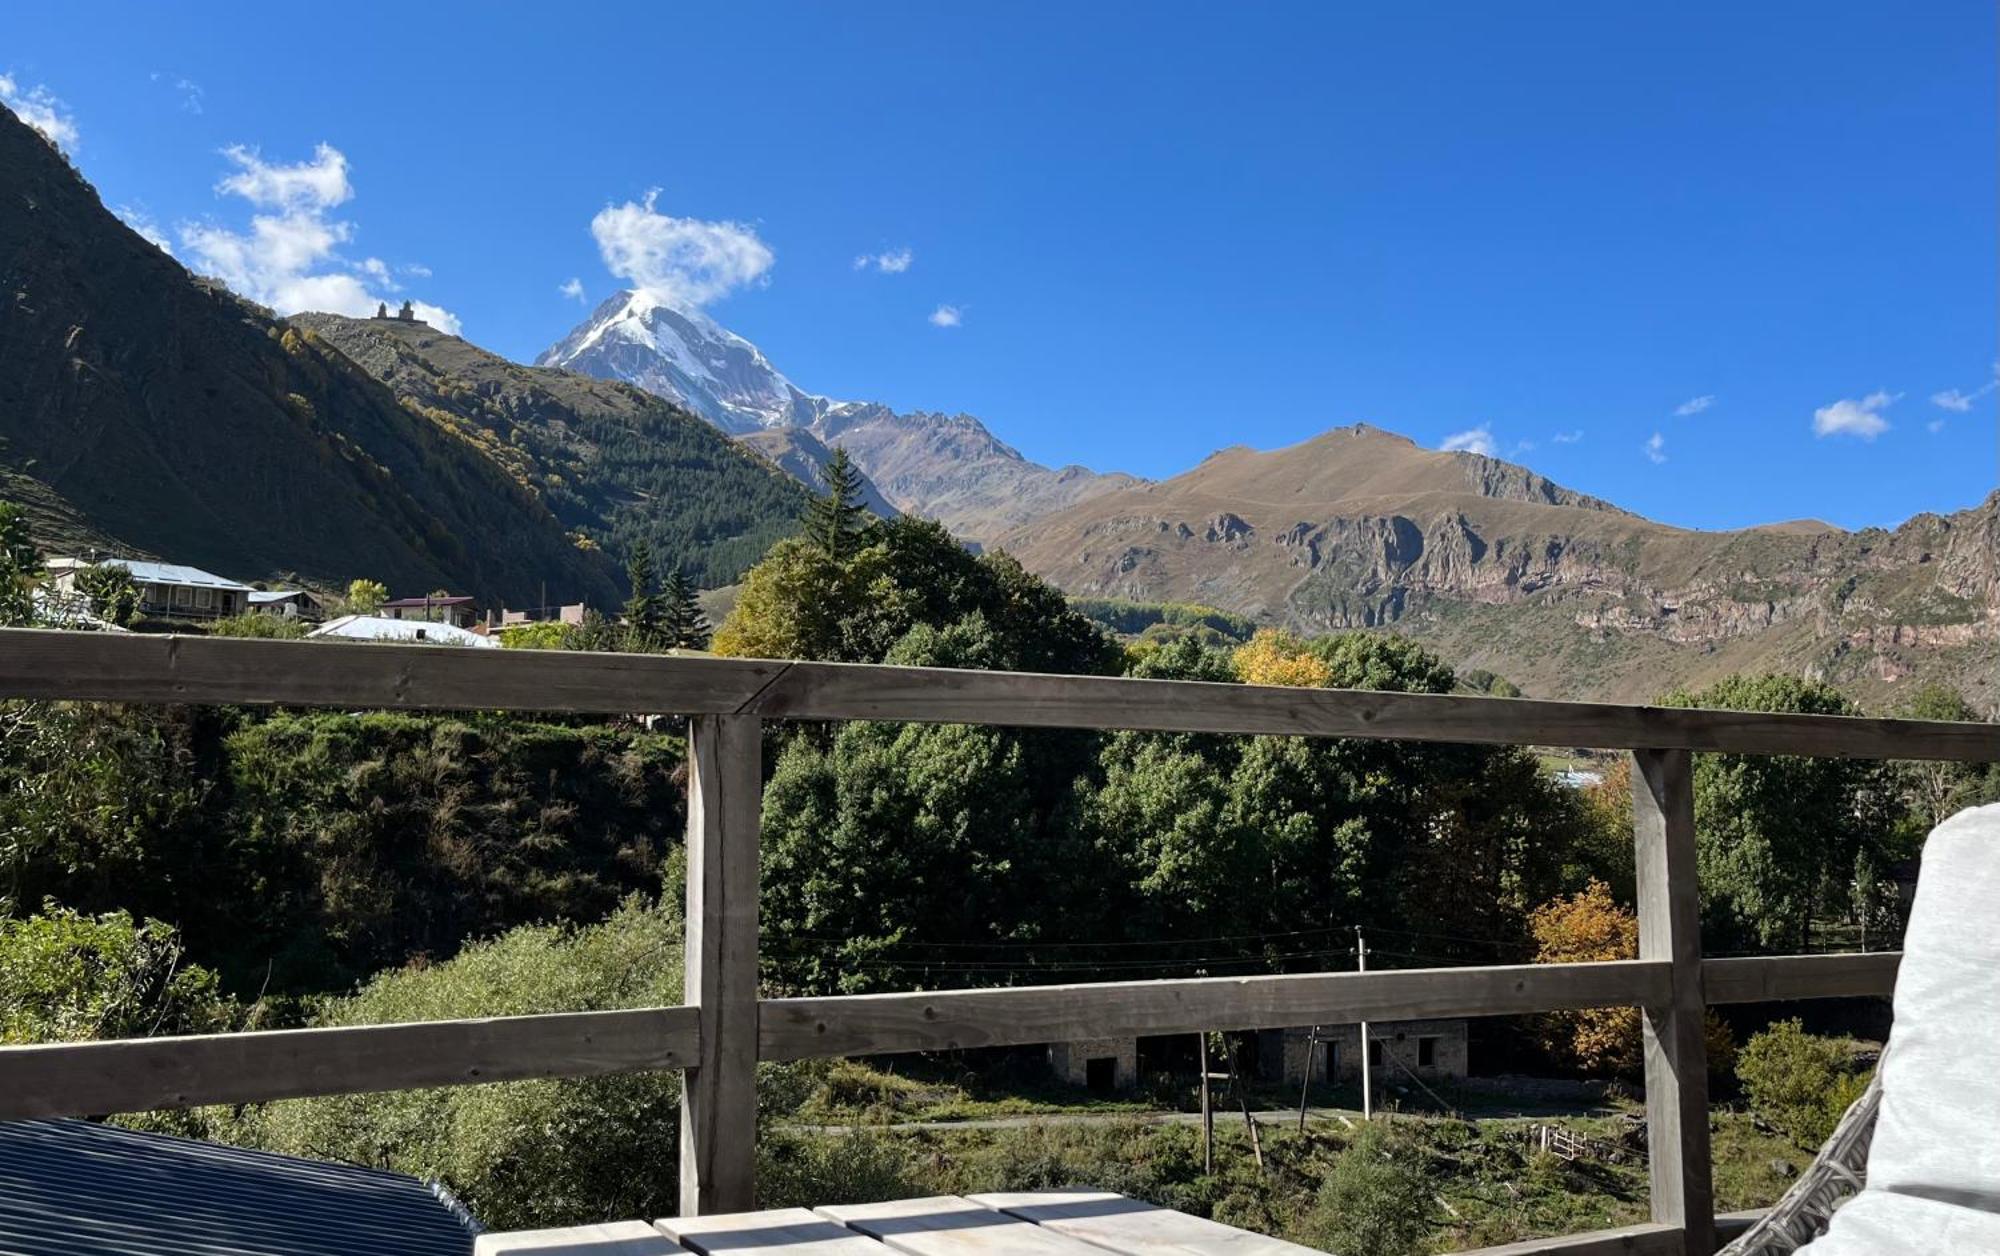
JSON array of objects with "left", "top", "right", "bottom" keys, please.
[{"left": 475, "top": 1190, "right": 1321, "bottom": 1255}]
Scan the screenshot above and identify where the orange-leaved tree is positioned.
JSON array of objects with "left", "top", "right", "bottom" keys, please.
[
  {"left": 1530, "top": 877, "right": 1734, "bottom": 1076},
  {"left": 1530, "top": 879, "right": 1643, "bottom": 1073}
]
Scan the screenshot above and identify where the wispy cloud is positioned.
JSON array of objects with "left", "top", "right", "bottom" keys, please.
[
  {"left": 148, "top": 71, "right": 205, "bottom": 114},
  {"left": 1928, "top": 418, "right": 1946, "bottom": 434},
  {"left": 928, "top": 304, "right": 962, "bottom": 328},
  {"left": 1551, "top": 429, "right": 1584, "bottom": 444},
  {"left": 591, "top": 189, "right": 773, "bottom": 310},
  {"left": 180, "top": 142, "right": 460, "bottom": 333},
  {"left": 853, "top": 247, "right": 913, "bottom": 274},
  {"left": 1439, "top": 424, "right": 1498, "bottom": 457},
  {"left": 558, "top": 277, "right": 586, "bottom": 302},
  {"left": 1674, "top": 394, "right": 1715, "bottom": 417},
  {"left": 1930, "top": 365, "right": 1998, "bottom": 413},
  {"left": 1812, "top": 391, "right": 1896, "bottom": 440},
  {"left": 1643, "top": 432, "right": 1667, "bottom": 464},
  {"left": 0, "top": 73, "right": 79, "bottom": 151}
]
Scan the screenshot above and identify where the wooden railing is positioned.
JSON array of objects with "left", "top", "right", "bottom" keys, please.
[{"left": 2, "top": 629, "right": 1991, "bottom": 1254}]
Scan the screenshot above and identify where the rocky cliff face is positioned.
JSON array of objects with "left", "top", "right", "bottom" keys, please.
[{"left": 999, "top": 426, "right": 1999, "bottom": 706}]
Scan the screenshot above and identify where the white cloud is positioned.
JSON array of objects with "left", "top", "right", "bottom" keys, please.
[
  {"left": 176, "top": 77, "right": 203, "bottom": 114},
  {"left": 1812, "top": 391, "right": 1896, "bottom": 440},
  {"left": 590, "top": 189, "right": 773, "bottom": 309},
  {"left": 1931, "top": 366, "right": 1997, "bottom": 413},
  {"left": 0, "top": 73, "right": 79, "bottom": 151},
  {"left": 1510, "top": 440, "right": 1537, "bottom": 456},
  {"left": 559, "top": 277, "right": 586, "bottom": 302},
  {"left": 1551, "top": 429, "right": 1584, "bottom": 444},
  {"left": 114, "top": 204, "right": 173, "bottom": 255},
  {"left": 853, "top": 247, "right": 914, "bottom": 274},
  {"left": 180, "top": 143, "right": 460, "bottom": 334},
  {"left": 1439, "top": 424, "right": 1498, "bottom": 457},
  {"left": 1928, "top": 418, "right": 1946, "bottom": 434},
  {"left": 928, "top": 304, "right": 962, "bottom": 328},
  {"left": 1674, "top": 394, "right": 1715, "bottom": 416},
  {"left": 1643, "top": 432, "right": 1667, "bottom": 464}
]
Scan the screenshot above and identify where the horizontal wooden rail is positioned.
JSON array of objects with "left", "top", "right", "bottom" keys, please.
[
  {"left": 759, "top": 960, "right": 1670, "bottom": 1061},
  {"left": 0, "top": 629, "right": 782, "bottom": 715},
  {"left": 3, "top": 629, "right": 1997, "bottom": 759},
  {"left": 0, "top": 1006, "right": 699, "bottom": 1121},
  {"left": 1702, "top": 951, "right": 1900, "bottom": 1004},
  {"left": 1456, "top": 1223, "right": 1680, "bottom": 1255}
]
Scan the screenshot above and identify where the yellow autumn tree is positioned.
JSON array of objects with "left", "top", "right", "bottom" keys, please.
[
  {"left": 1530, "top": 879, "right": 1643, "bottom": 1073},
  {"left": 1531, "top": 878, "right": 1735, "bottom": 1076},
  {"left": 1230, "top": 628, "right": 1331, "bottom": 688}
]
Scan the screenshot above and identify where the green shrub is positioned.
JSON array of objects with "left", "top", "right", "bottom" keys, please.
[
  {"left": 0, "top": 904, "right": 233, "bottom": 1043},
  {"left": 1295, "top": 1123, "right": 1438, "bottom": 1256},
  {"left": 758, "top": 1129, "right": 914, "bottom": 1209},
  {"left": 205, "top": 613, "right": 310, "bottom": 639},
  {"left": 243, "top": 899, "right": 686, "bottom": 1230},
  {"left": 1736, "top": 1019, "right": 1865, "bottom": 1149}
]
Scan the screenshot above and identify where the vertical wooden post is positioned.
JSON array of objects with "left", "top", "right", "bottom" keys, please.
[
  {"left": 1632, "top": 748, "right": 1715, "bottom": 1256},
  {"left": 680, "top": 714, "right": 761, "bottom": 1216}
]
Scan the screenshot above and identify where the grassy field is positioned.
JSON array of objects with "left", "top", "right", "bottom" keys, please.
[{"left": 772, "top": 1060, "right": 1808, "bottom": 1252}]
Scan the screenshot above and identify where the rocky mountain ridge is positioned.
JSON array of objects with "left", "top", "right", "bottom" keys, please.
[
  {"left": 538, "top": 289, "right": 1142, "bottom": 541},
  {"left": 997, "top": 425, "right": 1999, "bottom": 706}
]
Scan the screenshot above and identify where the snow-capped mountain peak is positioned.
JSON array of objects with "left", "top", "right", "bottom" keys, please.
[{"left": 536, "top": 288, "right": 845, "bottom": 433}]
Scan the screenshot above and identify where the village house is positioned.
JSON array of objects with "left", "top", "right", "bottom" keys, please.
[
  {"left": 246, "top": 589, "right": 324, "bottom": 621},
  {"left": 1257, "top": 1019, "right": 1470, "bottom": 1087},
  {"left": 379, "top": 594, "right": 480, "bottom": 630},
  {"left": 43, "top": 557, "right": 252, "bottom": 622}
]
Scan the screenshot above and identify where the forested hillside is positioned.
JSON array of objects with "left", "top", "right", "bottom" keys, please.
[
  {"left": 295, "top": 314, "right": 812, "bottom": 588},
  {"left": 0, "top": 109, "right": 619, "bottom": 604}
]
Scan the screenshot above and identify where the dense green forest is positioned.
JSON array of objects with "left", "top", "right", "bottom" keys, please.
[
  {"left": 291, "top": 314, "right": 814, "bottom": 590},
  {"left": 2, "top": 487, "right": 1996, "bottom": 1245}
]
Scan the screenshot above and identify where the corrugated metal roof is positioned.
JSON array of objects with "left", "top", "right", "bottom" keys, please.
[
  {"left": 50, "top": 558, "right": 253, "bottom": 592},
  {"left": 247, "top": 590, "right": 311, "bottom": 604},
  {"left": 0, "top": 1119, "right": 476, "bottom": 1255},
  {"left": 308, "top": 615, "right": 497, "bottom": 647},
  {"left": 381, "top": 596, "right": 475, "bottom": 608}
]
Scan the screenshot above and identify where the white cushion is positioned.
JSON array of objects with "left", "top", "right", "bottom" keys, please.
[{"left": 1804, "top": 802, "right": 2000, "bottom": 1253}]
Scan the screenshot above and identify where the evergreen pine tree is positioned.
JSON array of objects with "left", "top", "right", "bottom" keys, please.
[
  {"left": 0, "top": 501, "right": 43, "bottom": 628},
  {"left": 621, "top": 541, "right": 668, "bottom": 651},
  {"left": 805, "top": 447, "right": 870, "bottom": 560},
  {"left": 661, "top": 566, "right": 711, "bottom": 651}
]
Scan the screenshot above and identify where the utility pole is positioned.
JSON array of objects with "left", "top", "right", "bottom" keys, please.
[
  {"left": 1296, "top": 1025, "right": 1319, "bottom": 1132},
  {"left": 1355, "top": 926, "right": 1372, "bottom": 1121},
  {"left": 1197, "top": 1032, "right": 1214, "bottom": 1174}
]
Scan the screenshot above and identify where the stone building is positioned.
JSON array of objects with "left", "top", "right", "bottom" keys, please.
[
  {"left": 1257, "top": 1019, "right": 1469, "bottom": 1086},
  {"left": 1047, "top": 1037, "right": 1138, "bottom": 1091}
]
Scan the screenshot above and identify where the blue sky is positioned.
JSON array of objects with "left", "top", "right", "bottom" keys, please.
[{"left": 3, "top": 2, "right": 1993, "bottom": 530}]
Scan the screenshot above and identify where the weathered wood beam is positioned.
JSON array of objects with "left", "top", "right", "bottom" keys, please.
[
  {"left": 679, "top": 714, "right": 762, "bottom": 1216},
  {"left": 1633, "top": 748, "right": 1715, "bottom": 1256},
  {"left": 749, "top": 661, "right": 2000, "bottom": 760},
  {"left": 0, "top": 1007, "right": 699, "bottom": 1120},
  {"left": 1451, "top": 1222, "right": 1681, "bottom": 1255},
  {"left": 759, "top": 960, "right": 1670, "bottom": 1062},
  {"left": 1702, "top": 952, "right": 1900, "bottom": 1004},
  {"left": 4, "top": 629, "right": 1997, "bottom": 761},
  {"left": 0, "top": 628, "right": 779, "bottom": 714}
]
